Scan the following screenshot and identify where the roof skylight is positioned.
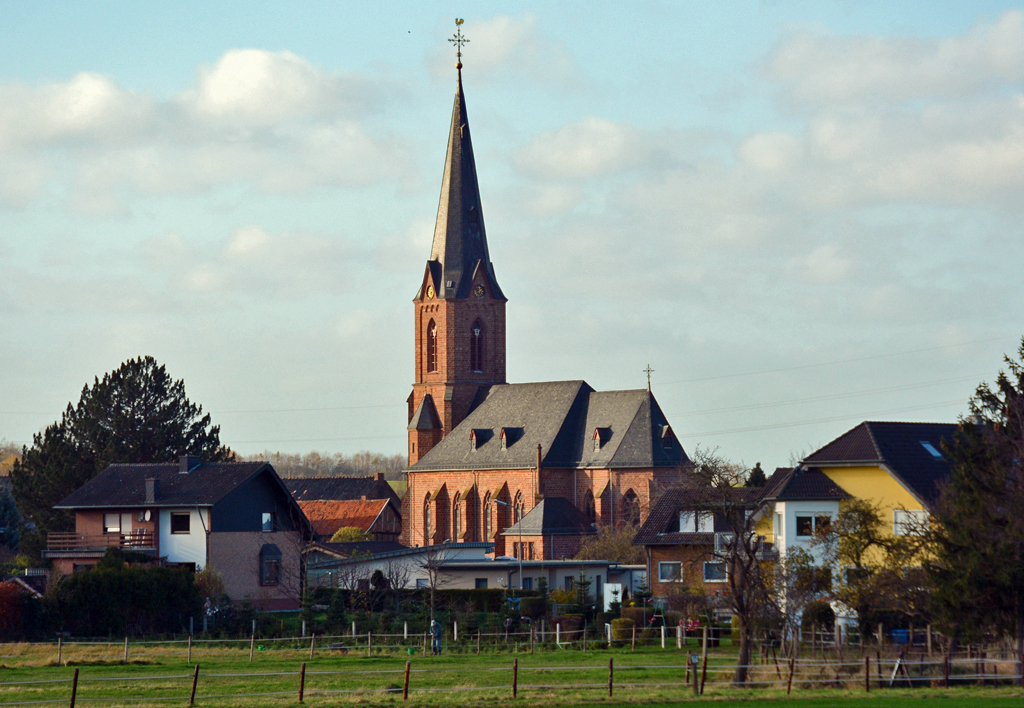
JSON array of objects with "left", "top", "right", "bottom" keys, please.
[{"left": 920, "top": 441, "right": 943, "bottom": 459}]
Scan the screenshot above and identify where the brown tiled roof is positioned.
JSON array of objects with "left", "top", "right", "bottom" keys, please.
[
  {"left": 761, "top": 467, "right": 849, "bottom": 501},
  {"left": 298, "top": 499, "right": 391, "bottom": 537},
  {"left": 633, "top": 485, "right": 763, "bottom": 546},
  {"left": 284, "top": 476, "right": 400, "bottom": 506},
  {"left": 802, "top": 421, "right": 957, "bottom": 504}
]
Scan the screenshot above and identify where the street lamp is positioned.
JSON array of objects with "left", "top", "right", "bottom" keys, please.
[{"left": 493, "top": 498, "right": 523, "bottom": 589}]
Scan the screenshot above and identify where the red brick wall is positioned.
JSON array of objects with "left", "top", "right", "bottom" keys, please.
[{"left": 647, "top": 544, "right": 725, "bottom": 598}]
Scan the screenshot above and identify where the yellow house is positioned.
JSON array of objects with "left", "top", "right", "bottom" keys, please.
[{"left": 801, "top": 421, "right": 957, "bottom": 545}]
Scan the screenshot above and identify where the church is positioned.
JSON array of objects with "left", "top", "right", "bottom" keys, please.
[{"left": 401, "top": 55, "right": 691, "bottom": 559}]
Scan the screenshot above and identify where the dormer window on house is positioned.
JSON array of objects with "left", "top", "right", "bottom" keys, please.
[{"left": 679, "top": 510, "right": 714, "bottom": 533}]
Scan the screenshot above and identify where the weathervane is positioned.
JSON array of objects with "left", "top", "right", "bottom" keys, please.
[
  {"left": 644, "top": 364, "right": 655, "bottom": 391},
  {"left": 449, "top": 18, "right": 469, "bottom": 68}
]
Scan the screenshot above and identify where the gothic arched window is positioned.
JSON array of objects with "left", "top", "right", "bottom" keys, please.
[
  {"left": 470, "top": 320, "right": 485, "bottom": 373},
  {"left": 423, "top": 494, "right": 432, "bottom": 543},
  {"left": 426, "top": 320, "right": 438, "bottom": 373},
  {"left": 483, "top": 492, "right": 492, "bottom": 539},
  {"left": 513, "top": 491, "right": 524, "bottom": 524},
  {"left": 584, "top": 490, "right": 596, "bottom": 524},
  {"left": 453, "top": 493, "right": 462, "bottom": 542},
  {"left": 622, "top": 489, "right": 640, "bottom": 525}
]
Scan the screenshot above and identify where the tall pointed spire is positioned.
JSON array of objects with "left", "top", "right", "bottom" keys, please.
[{"left": 427, "top": 57, "right": 505, "bottom": 300}]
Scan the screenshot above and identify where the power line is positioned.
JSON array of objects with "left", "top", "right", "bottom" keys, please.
[
  {"left": 676, "top": 398, "right": 966, "bottom": 440},
  {"left": 661, "top": 336, "right": 1009, "bottom": 386},
  {"left": 664, "top": 371, "right": 989, "bottom": 419}
]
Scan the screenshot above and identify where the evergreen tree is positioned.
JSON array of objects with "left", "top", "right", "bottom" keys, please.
[
  {"left": 0, "top": 489, "right": 21, "bottom": 552},
  {"left": 929, "top": 337, "right": 1024, "bottom": 656},
  {"left": 11, "top": 356, "right": 232, "bottom": 556},
  {"left": 746, "top": 462, "right": 767, "bottom": 487}
]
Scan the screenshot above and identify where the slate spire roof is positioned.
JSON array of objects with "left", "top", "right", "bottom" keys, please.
[{"left": 422, "top": 68, "right": 504, "bottom": 301}]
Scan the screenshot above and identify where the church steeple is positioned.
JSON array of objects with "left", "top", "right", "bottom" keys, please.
[
  {"left": 408, "top": 45, "right": 507, "bottom": 466},
  {"left": 420, "top": 71, "right": 505, "bottom": 302}
]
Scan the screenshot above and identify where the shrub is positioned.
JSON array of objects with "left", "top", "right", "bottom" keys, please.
[
  {"left": 519, "top": 597, "right": 545, "bottom": 619},
  {"left": 610, "top": 618, "right": 634, "bottom": 645},
  {"left": 552, "top": 615, "right": 583, "bottom": 633}
]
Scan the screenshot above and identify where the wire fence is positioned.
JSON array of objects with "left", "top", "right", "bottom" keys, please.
[{"left": 1, "top": 650, "right": 1023, "bottom": 706}]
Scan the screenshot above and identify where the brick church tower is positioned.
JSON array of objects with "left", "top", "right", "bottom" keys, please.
[{"left": 407, "top": 65, "right": 506, "bottom": 465}]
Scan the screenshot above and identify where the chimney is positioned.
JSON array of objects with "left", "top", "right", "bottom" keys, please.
[
  {"left": 145, "top": 478, "right": 160, "bottom": 504},
  {"left": 536, "top": 443, "right": 542, "bottom": 471},
  {"left": 179, "top": 455, "right": 200, "bottom": 474},
  {"left": 361, "top": 495, "right": 367, "bottom": 501},
  {"left": 374, "top": 472, "right": 384, "bottom": 482}
]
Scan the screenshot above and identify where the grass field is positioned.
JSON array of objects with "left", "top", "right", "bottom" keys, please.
[{"left": 2, "top": 640, "right": 1023, "bottom": 707}]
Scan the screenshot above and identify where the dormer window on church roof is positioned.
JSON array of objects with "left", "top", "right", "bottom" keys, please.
[{"left": 594, "top": 427, "right": 611, "bottom": 451}]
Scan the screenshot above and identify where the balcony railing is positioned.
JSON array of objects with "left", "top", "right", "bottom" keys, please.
[{"left": 46, "top": 530, "right": 155, "bottom": 551}]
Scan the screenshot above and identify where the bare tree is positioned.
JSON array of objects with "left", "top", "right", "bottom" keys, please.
[
  {"left": 689, "top": 447, "right": 769, "bottom": 685},
  {"left": 418, "top": 544, "right": 456, "bottom": 621}
]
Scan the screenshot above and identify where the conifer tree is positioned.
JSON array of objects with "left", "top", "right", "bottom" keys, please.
[{"left": 11, "top": 356, "right": 232, "bottom": 556}]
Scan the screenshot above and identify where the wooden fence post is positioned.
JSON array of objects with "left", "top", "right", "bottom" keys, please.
[
  {"left": 865, "top": 655, "right": 870, "bottom": 692},
  {"left": 512, "top": 658, "right": 518, "bottom": 698},
  {"left": 700, "top": 650, "right": 708, "bottom": 695},
  {"left": 943, "top": 654, "right": 950, "bottom": 688},
  {"left": 249, "top": 634, "right": 255, "bottom": 662},
  {"left": 189, "top": 664, "right": 199, "bottom": 705},
  {"left": 677, "top": 625, "right": 682, "bottom": 649},
  {"left": 57, "top": 636, "right": 62, "bottom": 666},
  {"left": 309, "top": 634, "right": 315, "bottom": 660},
  {"left": 926, "top": 624, "right": 933, "bottom": 657},
  {"left": 423, "top": 632, "right": 427, "bottom": 656},
  {"left": 367, "top": 631, "right": 372, "bottom": 657},
  {"left": 403, "top": 660, "right": 411, "bottom": 700},
  {"left": 187, "top": 635, "right": 192, "bottom": 664},
  {"left": 786, "top": 657, "right": 795, "bottom": 695},
  {"left": 609, "top": 657, "right": 614, "bottom": 697},
  {"left": 69, "top": 667, "right": 79, "bottom": 708},
  {"left": 298, "top": 662, "right": 306, "bottom": 703},
  {"left": 123, "top": 636, "right": 129, "bottom": 664},
  {"left": 661, "top": 625, "right": 666, "bottom": 649},
  {"left": 477, "top": 630, "right": 481, "bottom": 654},
  {"left": 702, "top": 625, "right": 708, "bottom": 657}
]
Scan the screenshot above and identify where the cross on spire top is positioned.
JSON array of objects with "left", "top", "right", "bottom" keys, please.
[
  {"left": 643, "top": 364, "right": 655, "bottom": 391},
  {"left": 449, "top": 18, "right": 469, "bottom": 69}
]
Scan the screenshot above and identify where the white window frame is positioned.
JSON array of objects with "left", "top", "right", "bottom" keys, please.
[
  {"left": 893, "top": 509, "right": 928, "bottom": 536},
  {"left": 696, "top": 512, "right": 714, "bottom": 533},
  {"left": 703, "top": 561, "right": 727, "bottom": 583},
  {"left": 658, "top": 561, "right": 683, "bottom": 582}
]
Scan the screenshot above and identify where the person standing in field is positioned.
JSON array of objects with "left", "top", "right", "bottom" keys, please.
[{"left": 430, "top": 619, "right": 443, "bottom": 655}]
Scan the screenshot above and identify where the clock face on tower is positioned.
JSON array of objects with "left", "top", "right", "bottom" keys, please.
[
  {"left": 473, "top": 284, "right": 485, "bottom": 299},
  {"left": 426, "top": 285, "right": 435, "bottom": 299}
]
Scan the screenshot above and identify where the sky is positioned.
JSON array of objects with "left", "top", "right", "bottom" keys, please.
[{"left": 2, "top": 1, "right": 1023, "bottom": 472}]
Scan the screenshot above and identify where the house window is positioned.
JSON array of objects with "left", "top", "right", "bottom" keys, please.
[
  {"left": 171, "top": 512, "right": 191, "bottom": 534},
  {"left": 104, "top": 513, "right": 131, "bottom": 535},
  {"left": 470, "top": 320, "right": 485, "bottom": 373},
  {"left": 622, "top": 489, "right": 640, "bottom": 524},
  {"left": 426, "top": 320, "right": 437, "bottom": 373},
  {"left": 260, "top": 544, "right": 282, "bottom": 585},
  {"left": 679, "top": 510, "right": 713, "bottom": 532},
  {"left": 894, "top": 510, "right": 928, "bottom": 535},
  {"left": 475, "top": 578, "right": 488, "bottom": 589},
  {"left": 703, "top": 561, "right": 727, "bottom": 583},
  {"left": 416, "top": 578, "right": 429, "bottom": 589},
  {"left": 659, "top": 561, "right": 682, "bottom": 582},
  {"left": 796, "top": 514, "right": 830, "bottom": 537},
  {"left": 564, "top": 576, "right": 574, "bottom": 591},
  {"left": 522, "top": 577, "right": 533, "bottom": 591},
  {"left": 696, "top": 512, "right": 713, "bottom": 533},
  {"left": 262, "top": 512, "right": 276, "bottom": 532}
]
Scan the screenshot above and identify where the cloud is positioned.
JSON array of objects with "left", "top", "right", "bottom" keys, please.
[
  {"left": 0, "top": 50, "right": 410, "bottom": 212},
  {"left": 512, "top": 117, "right": 675, "bottom": 178},
  {"left": 768, "top": 10, "right": 1024, "bottom": 105}
]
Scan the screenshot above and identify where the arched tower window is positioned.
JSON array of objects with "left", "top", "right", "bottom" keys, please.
[
  {"left": 584, "top": 490, "right": 596, "bottom": 524},
  {"left": 513, "top": 491, "right": 525, "bottom": 524},
  {"left": 426, "top": 320, "right": 438, "bottom": 373},
  {"left": 470, "top": 320, "right": 485, "bottom": 373},
  {"left": 483, "top": 492, "right": 492, "bottom": 540},
  {"left": 453, "top": 492, "right": 462, "bottom": 542},
  {"left": 423, "top": 493, "right": 432, "bottom": 543},
  {"left": 622, "top": 489, "right": 640, "bottom": 525}
]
